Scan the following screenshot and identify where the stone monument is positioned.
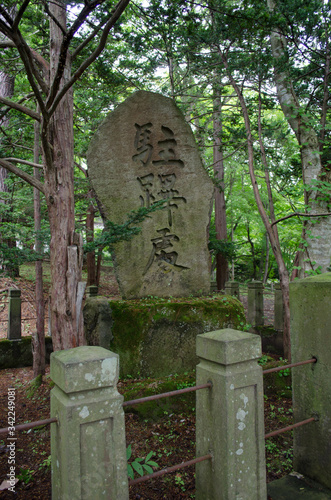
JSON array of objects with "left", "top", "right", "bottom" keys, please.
[{"left": 88, "top": 91, "right": 213, "bottom": 299}]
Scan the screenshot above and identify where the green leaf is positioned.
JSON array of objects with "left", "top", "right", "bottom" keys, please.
[
  {"left": 142, "top": 464, "right": 153, "bottom": 474},
  {"left": 132, "top": 461, "right": 144, "bottom": 476},
  {"left": 127, "top": 464, "right": 134, "bottom": 480},
  {"left": 146, "top": 460, "right": 158, "bottom": 467},
  {"left": 126, "top": 444, "right": 132, "bottom": 460},
  {"left": 145, "top": 451, "right": 154, "bottom": 462}
]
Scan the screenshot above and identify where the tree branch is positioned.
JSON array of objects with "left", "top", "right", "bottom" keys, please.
[
  {"left": 0, "top": 40, "right": 15, "bottom": 48},
  {"left": 0, "top": 96, "right": 41, "bottom": 121},
  {"left": 43, "top": 0, "right": 67, "bottom": 35},
  {"left": 12, "top": 0, "right": 31, "bottom": 30},
  {"left": 0, "top": 92, "right": 34, "bottom": 121},
  {"left": 0, "top": 158, "right": 45, "bottom": 193},
  {"left": 71, "top": 20, "right": 106, "bottom": 61},
  {"left": 48, "top": 0, "right": 132, "bottom": 116},
  {"left": 46, "top": 0, "right": 104, "bottom": 110},
  {"left": 3, "top": 158, "right": 44, "bottom": 169},
  {"left": 271, "top": 212, "right": 331, "bottom": 226},
  {"left": 0, "top": 6, "right": 14, "bottom": 27},
  {"left": 30, "top": 48, "right": 50, "bottom": 76},
  {"left": 0, "top": 14, "right": 48, "bottom": 95},
  {"left": 10, "top": 31, "right": 48, "bottom": 114}
]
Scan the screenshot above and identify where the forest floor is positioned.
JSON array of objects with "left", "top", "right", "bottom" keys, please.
[{"left": 0, "top": 265, "right": 289, "bottom": 499}]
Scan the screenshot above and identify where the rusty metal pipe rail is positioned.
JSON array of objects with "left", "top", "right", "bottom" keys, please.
[
  {"left": 0, "top": 417, "right": 57, "bottom": 436},
  {"left": 123, "top": 382, "right": 212, "bottom": 407},
  {"left": 265, "top": 416, "right": 316, "bottom": 439},
  {"left": 129, "top": 454, "right": 212, "bottom": 486},
  {"left": 263, "top": 357, "right": 317, "bottom": 375}
]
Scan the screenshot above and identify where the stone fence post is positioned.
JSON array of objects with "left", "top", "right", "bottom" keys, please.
[
  {"left": 224, "top": 281, "right": 240, "bottom": 300},
  {"left": 290, "top": 274, "right": 331, "bottom": 490},
  {"left": 50, "top": 346, "right": 129, "bottom": 500},
  {"left": 273, "top": 284, "right": 284, "bottom": 331},
  {"left": 7, "top": 288, "right": 21, "bottom": 340},
  {"left": 247, "top": 281, "right": 264, "bottom": 328},
  {"left": 195, "top": 328, "right": 266, "bottom": 500}
]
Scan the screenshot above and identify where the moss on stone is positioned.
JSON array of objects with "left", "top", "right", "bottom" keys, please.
[
  {"left": 0, "top": 337, "right": 53, "bottom": 369},
  {"left": 108, "top": 294, "right": 245, "bottom": 378}
]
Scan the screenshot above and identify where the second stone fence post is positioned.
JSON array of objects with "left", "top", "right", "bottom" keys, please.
[
  {"left": 7, "top": 288, "right": 21, "bottom": 340},
  {"left": 224, "top": 281, "right": 240, "bottom": 300},
  {"left": 248, "top": 281, "right": 264, "bottom": 328},
  {"left": 195, "top": 328, "right": 267, "bottom": 500}
]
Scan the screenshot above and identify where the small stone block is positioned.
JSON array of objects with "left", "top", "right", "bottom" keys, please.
[
  {"left": 248, "top": 281, "right": 263, "bottom": 289},
  {"left": 50, "top": 346, "right": 119, "bottom": 393},
  {"left": 87, "top": 285, "right": 98, "bottom": 297},
  {"left": 196, "top": 328, "right": 261, "bottom": 365}
]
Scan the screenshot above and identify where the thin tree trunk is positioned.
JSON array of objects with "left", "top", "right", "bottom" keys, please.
[
  {"left": 86, "top": 194, "right": 96, "bottom": 286},
  {"left": 32, "top": 114, "right": 45, "bottom": 377},
  {"left": 213, "top": 94, "right": 228, "bottom": 290},
  {"left": 246, "top": 223, "right": 257, "bottom": 280},
  {"left": 0, "top": 70, "right": 19, "bottom": 277},
  {"left": 263, "top": 234, "right": 270, "bottom": 284},
  {"left": 220, "top": 51, "right": 291, "bottom": 359},
  {"left": 319, "top": 28, "right": 330, "bottom": 152}
]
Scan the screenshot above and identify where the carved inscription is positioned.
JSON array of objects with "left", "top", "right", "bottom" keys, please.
[
  {"left": 152, "top": 126, "right": 184, "bottom": 168},
  {"left": 132, "top": 123, "right": 153, "bottom": 166},
  {"left": 143, "top": 228, "right": 189, "bottom": 275},
  {"left": 137, "top": 173, "right": 186, "bottom": 226},
  {"left": 133, "top": 123, "right": 188, "bottom": 274}
]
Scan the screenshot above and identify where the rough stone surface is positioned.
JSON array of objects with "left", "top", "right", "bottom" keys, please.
[
  {"left": 290, "top": 273, "right": 331, "bottom": 491},
  {"left": 87, "top": 90, "right": 213, "bottom": 299},
  {"left": 83, "top": 294, "right": 246, "bottom": 377},
  {"left": 83, "top": 296, "right": 113, "bottom": 348},
  {"left": 7, "top": 288, "right": 21, "bottom": 340},
  {"left": 51, "top": 346, "right": 128, "bottom": 500},
  {"left": 195, "top": 329, "right": 266, "bottom": 500},
  {"left": 274, "top": 283, "right": 284, "bottom": 331},
  {"left": 0, "top": 336, "right": 53, "bottom": 369},
  {"left": 248, "top": 281, "right": 264, "bottom": 328},
  {"left": 50, "top": 346, "right": 119, "bottom": 393},
  {"left": 267, "top": 473, "right": 331, "bottom": 499},
  {"left": 224, "top": 280, "right": 240, "bottom": 300}
]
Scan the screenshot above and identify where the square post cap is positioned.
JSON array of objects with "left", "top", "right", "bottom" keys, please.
[
  {"left": 197, "top": 328, "right": 261, "bottom": 365},
  {"left": 50, "top": 346, "right": 119, "bottom": 394}
]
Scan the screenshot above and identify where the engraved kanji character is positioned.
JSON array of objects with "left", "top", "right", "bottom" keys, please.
[
  {"left": 152, "top": 126, "right": 184, "bottom": 168},
  {"left": 158, "top": 174, "right": 186, "bottom": 227},
  {"left": 132, "top": 122, "right": 153, "bottom": 166},
  {"left": 143, "top": 228, "right": 189, "bottom": 275},
  {"left": 137, "top": 174, "right": 155, "bottom": 208}
]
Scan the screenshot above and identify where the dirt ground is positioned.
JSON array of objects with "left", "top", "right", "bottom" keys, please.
[
  {"left": 0, "top": 267, "right": 289, "bottom": 499},
  {"left": 0, "top": 363, "right": 292, "bottom": 499}
]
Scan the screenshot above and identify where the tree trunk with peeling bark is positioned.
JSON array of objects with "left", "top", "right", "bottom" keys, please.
[
  {"left": 42, "top": 1, "right": 84, "bottom": 350},
  {"left": 267, "top": 0, "right": 331, "bottom": 277},
  {"left": 0, "top": 0, "right": 131, "bottom": 350}
]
